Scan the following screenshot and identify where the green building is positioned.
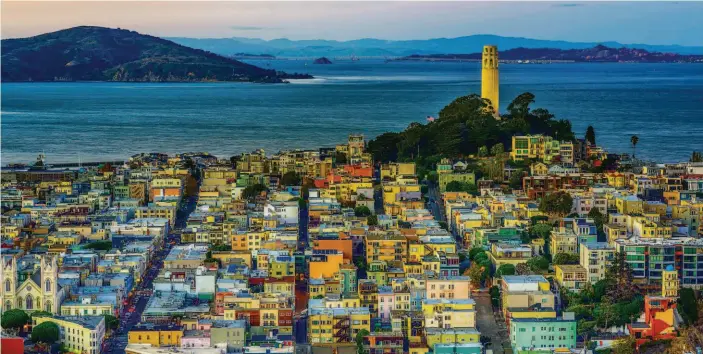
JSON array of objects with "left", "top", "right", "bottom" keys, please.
[
  {"left": 113, "top": 184, "right": 130, "bottom": 200},
  {"left": 434, "top": 343, "right": 483, "bottom": 354},
  {"left": 340, "top": 265, "right": 358, "bottom": 296},
  {"left": 438, "top": 172, "right": 476, "bottom": 192},
  {"left": 473, "top": 227, "right": 522, "bottom": 248},
  {"left": 509, "top": 314, "right": 577, "bottom": 353}
]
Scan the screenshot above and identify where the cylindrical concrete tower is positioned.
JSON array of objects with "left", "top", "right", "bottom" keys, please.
[{"left": 481, "top": 45, "right": 500, "bottom": 114}]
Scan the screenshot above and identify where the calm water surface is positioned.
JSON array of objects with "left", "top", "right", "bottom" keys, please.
[{"left": 2, "top": 60, "right": 702, "bottom": 163}]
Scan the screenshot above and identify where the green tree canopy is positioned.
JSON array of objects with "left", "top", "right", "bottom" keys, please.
[
  {"left": 527, "top": 256, "right": 550, "bottom": 272},
  {"left": 84, "top": 240, "right": 112, "bottom": 251},
  {"left": 242, "top": 184, "right": 268, "bottom": 200},
  {"left": 280, "top": 171, "right": 301, "bottom": 186},
  {"left": 678, "top": 288, "right": 699, "bottom": 325},
  {"left": 354, "top": 206, "right": 372, "bottom": 217},
  {"left": 1, "top": 309, "right": 29, "bottom": 330},
  {"left": 367, "top": 215, "right": 379, "bottom": 226},
  {"left": 530, "top": 223, "right": 553, "bottom": 239},
  {"left": 553, "top": 253, "right": 580, "bottom": 265},
  {"left": 445, "top": 181, "right": 479, "bottom": 196},
  {"left": 104, "top": 315, "right": 119, "bottom": 330},
  {"left": 366, "top": 93, "right": 575, "bottom": 164},
  {"left": 31, "top": 321, "right": 60, "bottom": 344},
  {"left": 539, "top": 191, "right": 574, "bottom": 217},
  {"left": 585, "top": 126, "right": 596, "bottom": 145},
  {"left": 496, "top": 264, "right": 516, "bottom": 278}
]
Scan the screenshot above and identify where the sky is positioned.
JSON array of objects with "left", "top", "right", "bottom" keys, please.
[{"left": 3, "top": 1, "right": 703, "bottom": 46}]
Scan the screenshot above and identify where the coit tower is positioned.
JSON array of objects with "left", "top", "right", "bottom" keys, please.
[{"left": 481, "top": 45, "right": 500, "bottom": 114}]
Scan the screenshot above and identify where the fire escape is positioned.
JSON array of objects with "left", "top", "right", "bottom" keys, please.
[{"left": 333, "top": 317, "right": 351, "bottom": 342}]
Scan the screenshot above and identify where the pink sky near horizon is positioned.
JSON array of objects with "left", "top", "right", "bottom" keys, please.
[{"left": 3, "top": 1, "right": 703, "bottom": 46}]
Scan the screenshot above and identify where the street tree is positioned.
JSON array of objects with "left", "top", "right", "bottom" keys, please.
[
  {"left": 31, "top": 322, "right": 60, "bottom": 344},
  {"left": 1, "top": 309, "right": 29, "bottom": 331}
]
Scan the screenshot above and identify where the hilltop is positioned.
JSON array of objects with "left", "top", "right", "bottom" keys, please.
[
  {"left": 1, "top": 26, "right": 311, "bottom": 82},
  {"left": 167, "top": 34, "right": 703, "bottom": 58},
  {"left": 399, "top": 45, "right": 703, "bottom": 63}
]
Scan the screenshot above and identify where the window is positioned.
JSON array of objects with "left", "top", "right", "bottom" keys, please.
[
  {"left": 45, "top": 279, "right": 51, "bottom": 292},
  {"left": 4, "top": 280, "right": 10, "bottom": 292}
]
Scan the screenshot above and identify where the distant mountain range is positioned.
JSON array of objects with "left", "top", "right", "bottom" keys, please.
[
  {"left": 167, "top": 34, "right": 703, "bottom": 58},
  {"left": 400, "top": 45, "right": 703, "bottom": 63},
  {"left": 1, "top": 26, "right": 310, "bottom": 83}
]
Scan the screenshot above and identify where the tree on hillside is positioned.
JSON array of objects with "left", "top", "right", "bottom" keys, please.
[
  {"left": 530, "top": 223, "right": 553, "bottom": 239},
  {"left": 606, "top": 252, "right": 636, "bottom": 302},
  {"left": 84, "top": 240, "right": 112, "bottom": 251},
  {"left": 588, "top": 208, "right": 607, "bottom": 238},
  {"left": 354, "top": 206, "right": 372, "bottom": 217},
  {"left": 630, "top": 135, "right": 639, "bottom": 159},
  {"left": 611, "top": 336, "right": 636, "bottom": 354},
  {"left": 445, "top": 181, "right": 479, "bottom": 196},
  {"left": 242, "top": 184, "right": 268, "bottom": 200},
  {"left": 335, "top": 151, "right": 348, "bottom": 165},
  {"left": 466, "top": 263, "right": 485, "bottom": 288},
  {"left": 516, "top": 263, "right": 531, "bottom": 275},
  {"left": 469, "top": 247, "right": 485, "bottom": 261},
  {"left": 104, "top": 315, "right": 119, "bottom": 330},
  {"left": 355, "top": 329, "right": 370, "bottom": 354},
  {"left": 367, "top": 215, "right": 378, "bottom": 226},
  {"left": 585, "top": 126, "right": 596, "bottom": 145},
  {"left": 527, "top": 256, "right": 550, "bottom": 272},
  {"left": 539, "top": 192, "right": 573, "bottom": 217},
  {"left": 553, "top": 253, "right": 580, "bottom": 265},
  {"left": 691, "top": 151, "right": 703, "bottom": 163},
  {"left": 478, "top": 146, "right": 489, "bottom": 157},
  {"left": 31, "top": 322, "right": 60, "bottom": 344},
  {"left": 490, "top": 143, "right": 505, "bottom": 156},
  {"left": 1, "top": 309, "right": 29, "bottom": 331},
  {"left": 679, "top": 288, "right": 699, "bottom": 325},
  {"left": 496, "top": 264, "right": 516, "bottom": 278},
  {"left": 281, "top": 171, "right": 301, "bottom": 186}
]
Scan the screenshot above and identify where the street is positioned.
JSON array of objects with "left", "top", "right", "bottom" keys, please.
[{"left": 104, "top": 193, "right": 197, "bottom": 352}]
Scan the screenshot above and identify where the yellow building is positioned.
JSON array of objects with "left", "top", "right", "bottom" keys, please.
[
  {"left": 510, "top": 135, "right": 561, "bottom": 162},
  {"left": 425, "top": 328, "right": 481, "bottom": 349},
  {"left": 381, "top": 162, "right": 416, "bottom": 180},
  {"left": 34, "top": 315, "right": 105, "bottom": 354},
  {"left": 662, "top": 266, "right": 679, "bottom": 298},
  {"left": 615, "top": 195, "right": 644, "bottom": 215},
  {"left": 580, "top": 242, "right": 615, "bottom": 283},
  {"left": 422, "top": 298, "right": 476, "bottom": 328},
  {"left": 128, "top": 323, "right": 183, "bottom": 347},
  {"left": 308, "top": 307, "right": 371, "bottom": 344},
  {"left": 554, "top": 265, "right": 587, "bottom": 292},
  {"left": 60, "top": 300, "right": 113, "bottom": 317},
  {"left": 481, "top": 45, "right": 500, "bottom": 113},
  {"left": 365, "top": 234, "right": 408, "bottom": 264},
  {"left": 488, "top": 243, "right": 532, "bottom": 268},
  {"left": 549, "top": 227, "right": 578, "bottom": 256}
]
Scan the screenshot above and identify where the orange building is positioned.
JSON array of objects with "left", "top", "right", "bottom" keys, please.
[
  {"left": 314, "top": 237, "right": 353, "bottom": 261},
  {"left": 309, "top": 250, "right": 344, "bottom": 278},
  {"left": 628, "top": 296, "right": 679, "bottom": 348},
  {"left": 343, "top": 164, "right": 373, "bottom": 178}
]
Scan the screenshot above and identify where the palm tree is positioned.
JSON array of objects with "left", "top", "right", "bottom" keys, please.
[{"left": 630, "top": 135, "right": 639, "bottom": 159}]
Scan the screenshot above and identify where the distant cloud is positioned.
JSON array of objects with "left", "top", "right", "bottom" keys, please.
[
  {"left": 230, "top": 25, "right": 278, "bottom": 31},
  {"left": 553, "top": 3, "right": 585, "bottom": 7}
]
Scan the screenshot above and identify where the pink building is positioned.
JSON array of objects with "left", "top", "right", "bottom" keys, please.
[
  {"left": 377, "top": 286, "right": 395, "bottom": 321},
  {"left": 426, "top": 277, "right": 472, "bottom": 300},
  {"left": 181, "top": 331, "right": 211, "bottom": 348}
]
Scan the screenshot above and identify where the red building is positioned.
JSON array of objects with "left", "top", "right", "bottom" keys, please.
[{"left": 628, "top": 296, "right": 680, "bottom": 348}]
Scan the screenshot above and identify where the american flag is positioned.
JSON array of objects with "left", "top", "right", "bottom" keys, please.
[{"left": 426, "top": 116, "right": 436, "bottom": 123}]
